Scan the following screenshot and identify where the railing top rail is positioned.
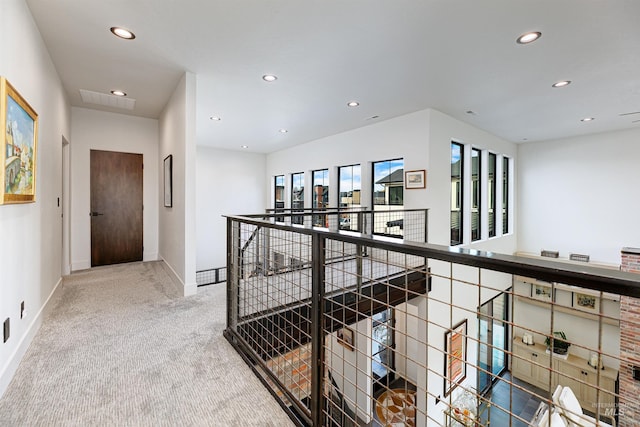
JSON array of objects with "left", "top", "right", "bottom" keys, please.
[
  {"left": 225, "top": 214, "right": 640, "bottom": 298},
  {"left": 256, "top": 207, "right": 429, "bottom": 216}
]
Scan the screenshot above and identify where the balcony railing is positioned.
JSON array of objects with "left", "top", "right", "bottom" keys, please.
[{"left": 224, "top": 210, "right": 640, "bottom": 427}]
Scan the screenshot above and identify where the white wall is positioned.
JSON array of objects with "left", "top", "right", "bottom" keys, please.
[
  {"left": 69, "top": 108, "right": 159, "bottom": 270},
  {"left": 326, "top": 317, "right": 373, "bottom": 423},
  {"left": 518, "top": 127, "right": 640, "bottom": 264},
  {"left": 159, "top": 72, "right": 197, "bottom": 295},
  {"left": 0, "top": 0, "right": 71, "bottom": 397},
  {"left": 428, "top": 109, "right": 517, "bottom": 252},
  {"left": 196, "top": 147, "right": 266, "bottom": 270},
  {"left": 266, "top": 108, "right": 518, "bottom": 252}
]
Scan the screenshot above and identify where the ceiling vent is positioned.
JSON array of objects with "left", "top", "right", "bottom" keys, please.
[{"left": 79, "top": 89, "right": 136, "bottom": 110}]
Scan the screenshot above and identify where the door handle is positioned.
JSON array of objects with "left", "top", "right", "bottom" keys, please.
[{"left": 90, "top": 212, "right": 104, "bottom": 216}]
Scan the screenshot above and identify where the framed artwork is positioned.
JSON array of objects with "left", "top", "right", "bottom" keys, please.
[
  {"left": 1, "top": 77, "right": 38, "bottom": 204},
  {"left": 337, "top": 327, "right": 355, "bottom": 351},
  {"left": 573, "top": 292, "right": 599, "bottom": 312},
  {"left": 405, "top": 169, "right": 426, "bottom": 189},
  {"left": 531, "top": 283, "right": 554, "bottom": 302},
  {"left": 444, "top": 319, "right": 467, "bottom": 397},
  {"left": 164, "top": 154, "right": 172, "bottom": 207}
]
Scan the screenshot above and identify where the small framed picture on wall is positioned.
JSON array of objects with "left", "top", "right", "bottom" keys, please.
[{"left": 405, "top": 169, "right": 426, "bottom": 189}]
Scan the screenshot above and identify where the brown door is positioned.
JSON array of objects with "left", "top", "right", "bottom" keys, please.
[{"left": 90, "top": 150, "right": 143, "bottom": 267}]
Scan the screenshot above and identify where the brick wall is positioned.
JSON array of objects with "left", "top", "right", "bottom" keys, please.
[{"left": 619, "top": 247, "right": 640, "bottom": 427}]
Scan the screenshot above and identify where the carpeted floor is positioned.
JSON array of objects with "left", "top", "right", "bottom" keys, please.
[{"left": 0, "top": 261, "right": 295, "bottom": 427}]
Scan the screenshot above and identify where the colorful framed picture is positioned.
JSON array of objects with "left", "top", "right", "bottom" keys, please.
[
  {"left": 337, "top": 327, "right": 355, "bottom": 351},
  {"left": 444, "top": 319, "right": 467, "bottom": 397},
  {"left": 405, "top": 169, "right": 426, "bottom": 189},
  {"left": 531, "top": 283, "right": 554, "bottom": 302},
  {"left": 573, "top": 292, "right": 599, "bottom": 312},
  {"left": 1, "top": 77, "right": 38, "bottom": 204}
]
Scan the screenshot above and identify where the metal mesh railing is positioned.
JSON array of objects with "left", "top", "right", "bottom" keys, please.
[
  {"left": 224, "top": 212, "right": 640, "bottom": 427},
  {"left": 196, "top": 267, "right": 226, "bottom": 286}
]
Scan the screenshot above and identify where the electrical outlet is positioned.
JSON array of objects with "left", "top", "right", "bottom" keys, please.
[
  {"left": 20, "top": 301, "right": 25, "bottom": 319},
  {"left": 3, "top": 318, "right": 9, "bottom": 343}
]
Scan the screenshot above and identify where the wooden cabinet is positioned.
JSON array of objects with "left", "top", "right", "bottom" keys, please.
[
  {"left": 512, "top": 338, "right": 618, "bottom": 412},
  {"left": 552, "top": 355, "right": 617, "bottom": 410},
  {"left": 512, "top": 340, "right": 550, "bottom": 390}
]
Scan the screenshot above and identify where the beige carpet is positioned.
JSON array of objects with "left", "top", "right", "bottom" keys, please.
[{"left": 0, "top": 261, "right": 295, "bottom": 427}]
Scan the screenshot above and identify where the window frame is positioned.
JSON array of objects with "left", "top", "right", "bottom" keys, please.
[
  {"left": 451, "top": 142, "right": 464, "bottom": 246},
  {"left": 291, "top": 172, "right": 304, "bottom": 225},
  {"left": 471, "top": 148, "right": 481, "bottom": 242}
]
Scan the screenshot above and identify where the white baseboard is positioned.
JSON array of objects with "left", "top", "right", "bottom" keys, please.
[
  {"left": 71, "top": 260, "right": 91, "bottom": 271},
  {"left": 159, "top": 259, "right": 196, "bottom": 296},
  {"left": 143, "top": 252, "right": 159, "bottom": 262},
  {"left": 0, "top": 277, "right": 63, "bottom": 399}
]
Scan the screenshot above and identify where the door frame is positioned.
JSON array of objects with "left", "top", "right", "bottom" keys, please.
[
  {"left": 61, "top": 136, "right": 71, "bottom": 275},
  {"left": 477, "top": 290, "right": 510, "bottom": 395}
]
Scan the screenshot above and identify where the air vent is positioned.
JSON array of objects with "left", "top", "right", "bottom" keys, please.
[{"left": 79, "top": 89, "right": 136, "bottom": 110}]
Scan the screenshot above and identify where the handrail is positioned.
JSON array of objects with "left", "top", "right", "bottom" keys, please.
[{"left": 224, "top": 214, "right": 640, "bottom": 298}]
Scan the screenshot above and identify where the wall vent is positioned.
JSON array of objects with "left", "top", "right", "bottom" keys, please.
[{"left": 79, "top": 89, "right": 136, "bottom": 110}]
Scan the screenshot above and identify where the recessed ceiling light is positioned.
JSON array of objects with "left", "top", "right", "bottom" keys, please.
[
  {"left": 110, "top": 27, "right": 136, "bottom": 40},
  {"left": 279, "top": 129, "right": 288, "bottom": 133},
  {"left": 347, "top": 101, "right": 359, "bottom": 107},
  {"left": 262, "top": 75, "right": 277, "bottom": 82},
  {"left": 210, "top": 116, "right": 221, "bottom": 121},
  {"left": 241, "top": 145, "right": 249, "bottom": 149},
  {"left": 552, "top": 80, "right": 571, "bottom": 88},
  {"left": 516, "top": 31, "right": 542, "bottom": 44},
  {"left": 581, "top": 117, "right": 595, "bottom": 122},
  {"left": 110, "top": 90, "right": 126, "bottom": 97}
]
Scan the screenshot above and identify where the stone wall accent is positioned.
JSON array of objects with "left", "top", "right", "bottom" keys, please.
[{"left": 619, "top": 247, "right": 640, "bottom": 427}]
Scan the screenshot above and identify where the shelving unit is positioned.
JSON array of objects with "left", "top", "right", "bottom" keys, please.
[{"left": 512, "top": 338, "right": 618, "bottom": 412}]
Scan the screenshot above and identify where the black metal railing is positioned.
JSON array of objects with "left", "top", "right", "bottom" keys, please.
[{"left": 224, "top": 211, "right": 640, "bottom": 427}]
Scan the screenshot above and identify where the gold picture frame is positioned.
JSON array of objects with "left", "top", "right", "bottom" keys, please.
[{"left": 1, "top": 77, "right": 38, "bottom": 204}]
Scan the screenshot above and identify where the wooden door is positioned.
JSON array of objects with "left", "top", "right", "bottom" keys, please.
[{"left": 90, "top": 150, "right": 143, "bottom": 267}]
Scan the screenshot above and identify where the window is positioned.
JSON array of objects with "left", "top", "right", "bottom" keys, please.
[
  {"left": 373, "top": 159, "right": 404, "bottom": 206},
  {"left": 372, "top": 308, "right": 394, "bottom": 389},
  {"left": 451, "top": 142, "right": 463, "bottom": 245},
  {"left": 488, "top": 153, "right": 496, "bottom": 237},
  {"left": 312, "top": 169, "right": 329, "bottom": 227},
  {"left": 274, "top": 175, "right": 285, "bottom": 222},
  {"left": 502, "top": 156, "right": 510, "bottom": 234},
  {"left": 338, "top": 164, "right": 361, "bottom": 230},
  {"left": 291, "top": 172, "right": 304, "bottom": 225},
  {"left": 471, "top": 148, "right": 481, "bottom": 241}
]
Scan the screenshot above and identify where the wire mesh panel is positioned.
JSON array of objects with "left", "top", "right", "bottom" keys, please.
[
  {"left": 321, "top": 240, "right": 430, "bottom": 426},
  {"left": 224, "top": 213, "right": 640, "bottom": 427}
]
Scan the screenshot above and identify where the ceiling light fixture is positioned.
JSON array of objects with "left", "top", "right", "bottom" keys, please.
[
  {"left": 347, "top": 101, "right": 359, "bottom": 107},
  {"left": 262, "top": 74, "right": 277, "bottom": 82},
  {"left": 581, "top": 117, "right": 595, "bottom": 122},
  {"left": 110, "top": 27, "right": 136, "bottom": 40},
  {"left": 110, "top": 90, "right": 126, "bottom": 97},
  {"left": 516, "top": 31, "right": 542, "bottom": 44},
  {"left": 210, "top": 116, "right": 221, "bottom": 121},
  {"left": 279, "top": 129, "right": 288, "bottom": 133},
  {"left": 552, "top": 80, "right": 571, "bottom": 88}
]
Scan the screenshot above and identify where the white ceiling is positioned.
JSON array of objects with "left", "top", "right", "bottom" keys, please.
[{"left": 26, "top": 0, "right": 640, "bottom": 153}]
